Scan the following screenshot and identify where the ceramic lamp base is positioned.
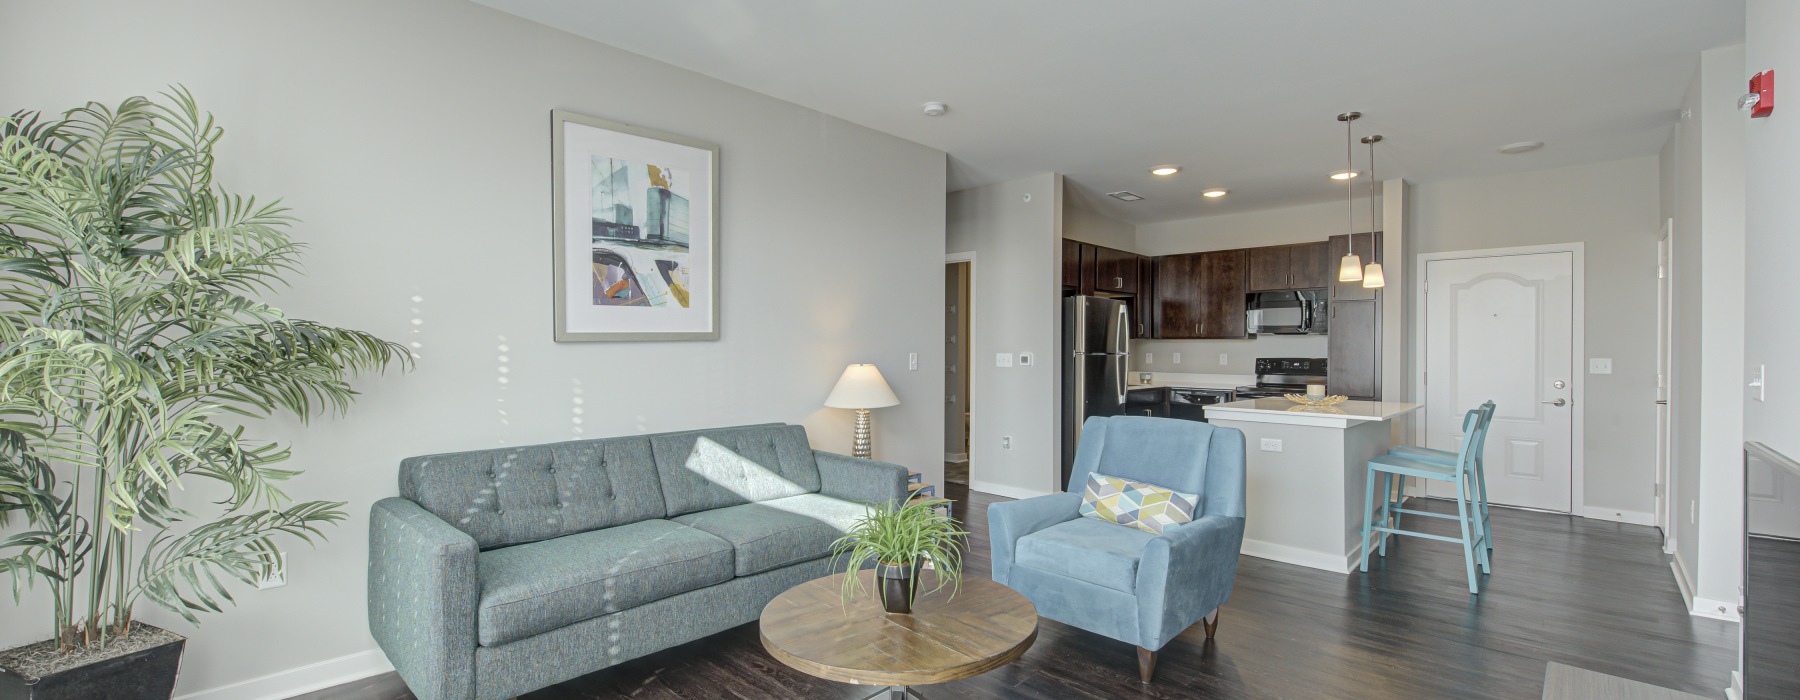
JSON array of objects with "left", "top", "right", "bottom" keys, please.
[{"left": 852, "top": 408, "right": 873, "bottom": 459}]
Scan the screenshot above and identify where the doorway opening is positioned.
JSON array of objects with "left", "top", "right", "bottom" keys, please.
[
  {"left": 945, "top": 259, "right": 972, "bottom": 486},
  {"left": 1656, "top": 220, "right": 1675, "bottom": 548}
]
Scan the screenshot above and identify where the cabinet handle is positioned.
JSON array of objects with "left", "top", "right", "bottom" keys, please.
[{"left": 1115, "top": 276, "right": 1124, "bottom": 288}]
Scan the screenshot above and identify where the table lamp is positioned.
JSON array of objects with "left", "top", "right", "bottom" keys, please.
[{"left": 824, "top": 363, "right": 900, "bottom": 459}]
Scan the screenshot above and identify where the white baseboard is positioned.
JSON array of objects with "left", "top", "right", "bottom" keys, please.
[
  {"left": 944, "top": 452, "right": 969, "bottom": 463},
  {"left": 968, "top": 480, "right": 1053, "bottom": 500},
  {"left": 1580, "top": 506, "right": 1655, "bottom": 527},
  {"left": 1691, "top": 595, "right": 1740, "bottom": 622},
  {"left": 1670, "top": 557, "right": 1696, "bottom": 609},
  {"left": 1240, "top": 538, "right": 1354, "bottom": 574},
  {"left": 175, "top": 648, "right": 393, "bottom": 700},
  {"left": 1727, "top": 670, "right": 1742, "bottom": 700}
]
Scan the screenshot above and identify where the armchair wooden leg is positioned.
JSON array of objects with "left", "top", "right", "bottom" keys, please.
[
  {"left": 1201, "top": 608, "right": 1221, "bottom": 640},
  {"left": 1136, "top": 646, "right": 1157, "bottom": 684}
]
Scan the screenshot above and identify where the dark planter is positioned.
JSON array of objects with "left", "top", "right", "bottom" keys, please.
[
  {"left": 876, "top": 561, "right": 918, "bottom": 614},
  {"left": 0, "top": 625, "right": 185, "bottom": 700}
]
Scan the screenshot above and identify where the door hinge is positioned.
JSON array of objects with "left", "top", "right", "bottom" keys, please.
[
  {"left": 1656, "top": 483, "right": 1663, "bottom": 497},
  {"left": 1423, "top": 282, "right": 1428, "bottom": 293}
]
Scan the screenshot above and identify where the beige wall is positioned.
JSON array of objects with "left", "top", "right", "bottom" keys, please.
[
  {"left": 0, "top": 0, "right": 948, "bottom": 695},
  {"left": 1746, "top": 3, "right": 1800, "bottom": 479},
  {"left": 947, "top": 174, "right": 1064, "bottom": 497},
  {"left": 1063, "top": 205, "right": 1137, "bottom": 251},
  {"left": 1408, "top": 156, "right": 1663, "bottom": 520}
]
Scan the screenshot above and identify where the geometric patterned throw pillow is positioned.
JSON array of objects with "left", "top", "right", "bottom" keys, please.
[{"left": 1078, "top": 472, "right": 1198, "bottom": 535}]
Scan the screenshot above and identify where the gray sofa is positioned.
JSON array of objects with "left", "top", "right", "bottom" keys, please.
[{"left": 368, "top": 423, "right": 909, "bottom": 700}]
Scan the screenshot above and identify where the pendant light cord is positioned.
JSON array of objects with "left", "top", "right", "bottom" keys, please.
[
  {"left": 1367, "top": 136, "right": 1377, "bottom": 259},
  {"left": 1345, "top": 117, "right": 1354, "bottom": 248}
]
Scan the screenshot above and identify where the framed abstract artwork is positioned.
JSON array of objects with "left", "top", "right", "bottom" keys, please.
[{"left": 551, "top": 110, "right": 719, "bottom": 341}]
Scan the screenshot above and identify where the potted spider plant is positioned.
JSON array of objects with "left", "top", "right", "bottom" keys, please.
[
  {"left": 829, "top": 495, "right": 966, "bottom": 615},
  {"left": 0, "top": 88, "right": 407, "bottom": 699}
]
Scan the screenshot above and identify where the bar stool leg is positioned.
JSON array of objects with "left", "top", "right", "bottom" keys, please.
[
  {"left": 1377, "top": 472, "right": 1393, "bottom": 558},
  {"left": 1456, "top": 473, "right": 1480, "bottom": 594}
]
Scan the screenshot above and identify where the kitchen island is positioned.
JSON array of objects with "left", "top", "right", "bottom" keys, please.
[{"left": 1204, "top": 398, "right": 1423, "bottom": 573}]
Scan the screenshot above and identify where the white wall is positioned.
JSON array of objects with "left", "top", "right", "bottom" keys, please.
[
  {"left": 0, "top": 0, "right": 948, "bottom": 696},
  {"left": 947, "top": 174, "right": 1064, "bottom": 497},
  {"left": 1408, "top": 157, "right": 1663, "bottom": 521},
  {"left": 1745, "top": 2, "right": 1800, "bottom": 472},
  {"left": 1063, "top": 206, "right": 1137, "bottom": 251},
  {"left": 1131, "top": 195, "right": 1379, "bottom": 375},
  {"left": 1659, "top": 45, "right": 1748, "bottom": 614}
]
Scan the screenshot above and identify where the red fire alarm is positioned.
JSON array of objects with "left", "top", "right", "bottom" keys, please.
[{"left": 1749, "top": 70, "right": 1774, "bottom": 118}]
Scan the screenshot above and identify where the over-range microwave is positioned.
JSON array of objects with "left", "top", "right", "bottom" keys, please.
[{"left": 1245, "top": 290, "right": 1328, "bottom": 335}]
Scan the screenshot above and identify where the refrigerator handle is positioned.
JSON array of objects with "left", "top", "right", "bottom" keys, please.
[{"left": 1116, "top": 305, "right": 1129, "bottom": 405}]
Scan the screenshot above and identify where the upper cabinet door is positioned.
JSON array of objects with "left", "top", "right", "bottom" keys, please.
[
  {"left": 1328, "top": 232, "right": 1382, "bottom": 301},
  {"left": 1290, "top": 241, "right": 1331, "bottom": 289},
  {"left": 1078, "top": 242, "right": 1098, "bottom": 295},
  {"left": 1154, "top": 254, "right": 1202, "bottom": 339},
  {"left": 1062, "top": 239, "right": 1081, "bottom": 289},
  {"left": 1246, "top": 246, "right": 1292, "bottom": 292},
  {"left": 1198, "top": 249, "right": 1248, "bottom": 338},
  {"left": 1094, "top": 246, "right": 1137, "bottom": 293},
  {"left": 1133, "top": 256, "right": 1154, "bottom": 338}
]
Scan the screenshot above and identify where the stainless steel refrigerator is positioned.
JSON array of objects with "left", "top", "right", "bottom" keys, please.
[{"left": 1061, "top": 295, "right": 1129, "bottom": 490}]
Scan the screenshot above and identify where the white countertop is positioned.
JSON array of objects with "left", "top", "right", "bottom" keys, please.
[{"left": 1204, "top": 398, "right": 1423, "bottom": 428}]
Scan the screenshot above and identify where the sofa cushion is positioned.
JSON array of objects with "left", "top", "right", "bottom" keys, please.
[
  {"left": 652, "top": 425, "right": 822, "bottom": 517},
  {"left": 475, "top": 519, "right": 733, "bottom": 646},
  {"left": 1015, "top": 517, "right": 1157, "bottom": 593},
  {"left": 671, "top": 493, "right": 866, "bottom": 576},
  {"left": 401, "top": 436, "right": 668, "bottom": 550}
]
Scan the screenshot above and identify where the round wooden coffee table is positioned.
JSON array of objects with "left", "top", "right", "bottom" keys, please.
[{"left": 759, "top": 570, "right": 1038, "bottom": 699}]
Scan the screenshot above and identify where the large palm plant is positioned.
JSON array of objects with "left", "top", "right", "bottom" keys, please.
[{"left": 0, "top": 87, "right": 408, "bottom": 653}]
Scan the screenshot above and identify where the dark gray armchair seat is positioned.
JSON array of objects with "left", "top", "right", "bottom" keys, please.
[{"left": 369, "top": 423, "right": 908, "bottom": 700}]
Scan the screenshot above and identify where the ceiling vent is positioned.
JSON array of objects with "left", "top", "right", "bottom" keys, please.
[{"left": 1106, "top": 191, "right": 1145, "bottom": 202}]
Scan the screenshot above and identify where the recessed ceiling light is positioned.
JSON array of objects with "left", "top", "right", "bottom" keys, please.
[
  {"left": 1150, "top": 165, "right": 1181, "bottom": 176},
  {"left": 1498, "top": 141, "right": 1544, "bottom": 154},
  {"left": 1107, "top": 191, "right": 1145, "bottom": 202},
  {"left": 1330, "top": 170, "right": 1360, "bottom": 180},
  {"left": 1201, "top": 188, "right": 1229, "bottom": 198}
]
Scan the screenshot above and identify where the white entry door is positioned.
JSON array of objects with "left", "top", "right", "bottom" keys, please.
[{"left": 1423, "top": 251, "right": 1576, "bottom": 512}]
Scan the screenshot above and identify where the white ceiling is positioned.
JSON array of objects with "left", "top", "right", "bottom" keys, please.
[{"left": 474, "top": 0, "right": 1743, "bottom": 223}]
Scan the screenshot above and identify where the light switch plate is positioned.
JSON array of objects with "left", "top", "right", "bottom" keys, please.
[
  {"left": 1588, "top": 358, "right": 1613, "bottom": 374},
  {"left": 995, "top": 353, "right": 1013, "bottom": 368},
  {"left": 1751, "top": 364, "right": 1766, "bottom": 401},
  {"left": 1018, "top": 352, "right": 1034, "bottom": 367},
  {"left": 908, "top": 353, "right": 918, "bottom": 371},
  {"left": 1259, "top": 438, "right": 1283, "bottom": 453}
]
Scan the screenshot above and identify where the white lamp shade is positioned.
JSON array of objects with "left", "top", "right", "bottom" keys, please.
[
  {"left": 824, "top": 364, "right": 900, "bottom": 409},
  {"left": 1338, "top": 254, "right": 1364, "bottom": 282},
  {"left": 1361, "top": 262, "right": 1386, "bottom": 288}
]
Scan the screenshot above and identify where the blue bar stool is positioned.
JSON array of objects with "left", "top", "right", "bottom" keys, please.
[
  {"left": 1360, "top": 408, "right": 1491, "bottom": 594},
  {"left": 1386, "top": 401, "right": 1495, "bottom": 551}
]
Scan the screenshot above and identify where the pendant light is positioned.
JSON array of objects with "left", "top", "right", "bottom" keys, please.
[
  {"left": 1336, "top": 112, "right": 1363, "bottom": 283},
  {"left": 1360, "top": 133, "right": 1386, "bottom": 289}
]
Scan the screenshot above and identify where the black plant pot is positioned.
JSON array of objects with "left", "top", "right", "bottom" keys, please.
[
  {"left": 0, "top": 625, "right": 185, "bottom": 700},
  {"left": 876, "top": 561, "right": 918, "bottom": 614}
]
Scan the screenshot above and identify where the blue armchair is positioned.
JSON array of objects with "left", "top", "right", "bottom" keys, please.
[{"left": 989, "top": 416, "right": 1246, "bottom": 683}]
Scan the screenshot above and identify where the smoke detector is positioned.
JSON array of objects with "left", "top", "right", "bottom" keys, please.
[
  {"left": 922, "top": 102, "right": 948, "bottom": 117},
  {"left": 1107, "top": 191, "right": 1145, "bottom": 202}
]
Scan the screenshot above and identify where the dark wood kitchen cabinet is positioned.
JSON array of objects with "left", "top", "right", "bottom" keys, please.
[
  {"left": 1094, "top": 246, "right": 1137, "bottom": 293},
  {"left": 1155, "top": 249, "right": 1247, "bottom": 339},
  {"left": 1061, "top": 238, "right": 1081, "bottom": 289},
  {"left": 1131, "top": 255, "right": 1154, "bottom": 338},
  {"left": 1326, "top": 231, "right": 1383, "bottom": 399},
  {"left": 1076, "top": 242, "right": 1098, "bottom": 295},
  {"left": 1196, "top": 249, "right": 1248, "bottom": 338},
  {"left": 1154, "top": 253, "right": 1203, "bottom": 339},
  {"left": 1248, "top": 242, "right": 1332, "bottom": 291}
]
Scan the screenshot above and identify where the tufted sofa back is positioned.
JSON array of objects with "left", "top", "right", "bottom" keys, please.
[{"left": 399, "top": 423, "right": 821, "bottom": 549}]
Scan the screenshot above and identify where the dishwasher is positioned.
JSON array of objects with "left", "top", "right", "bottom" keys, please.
[{"left": 1168, "top": 388, "right": 1235, "bottom": 422}]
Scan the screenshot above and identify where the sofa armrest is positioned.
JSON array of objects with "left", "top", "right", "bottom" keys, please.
[
  {"left": 986, "top": 492, "right": 1083, "bottom": 585},
  {"left": 1135, "top": 514, "right": 1246, "bottom": 650},
  {"left": 815, "top": 450, "right": 909, "bottom": 505},
  {"left": 368, "top": 497, "right": 479, "bottom": 700}
]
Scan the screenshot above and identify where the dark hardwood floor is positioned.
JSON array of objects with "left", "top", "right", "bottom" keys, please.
[{"left": 303, "top": 484, "right": 1736, "bottom": 700}]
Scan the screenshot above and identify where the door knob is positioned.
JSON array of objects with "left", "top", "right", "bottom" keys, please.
[{"left": 1541, "top": 398, "right": 1567, "bottom": 407}]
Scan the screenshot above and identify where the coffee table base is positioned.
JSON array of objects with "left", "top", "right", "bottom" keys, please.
[{"left": 858, "top": 686, "right": 925, "bottom": 700}]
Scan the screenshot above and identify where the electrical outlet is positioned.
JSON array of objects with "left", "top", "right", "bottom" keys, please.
[
  {"left": 1018, "top": 352, "right": 1034, "bottom": 367},
  {"left": 908, "top": 353, "right": 918, "bottom": 371},
  {"left": 1002, "top": 436, "right": 1012, "bottom": 450},
  {"left": 1219, "top": 353, "right": 1229, "bottom": 366},
  {"left": 257, "top": 552, "right": 287, "bottom": 590},
  {"left": 1588, "top": 358, "right": 1613, "bottom": 374},
  {"left": 1173, "top": 353, "right": 1182, "bottom": 364},
  {"left": 1750, "top": 364, "right": 1766, "bottom": 401},
  {"left": 1144, "top": 352, "right": 1153, "bottom": 365},
  {"left": 995, "top": 353, "right": 1013, "bottom": 368},
  {"left": 1259, "top": 438, "right": 1283, "bottom": 453}
]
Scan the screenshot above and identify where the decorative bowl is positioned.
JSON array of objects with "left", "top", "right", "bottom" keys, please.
[{"left": 1283, "top": 394, "right": 1348, "bottom": 407}]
